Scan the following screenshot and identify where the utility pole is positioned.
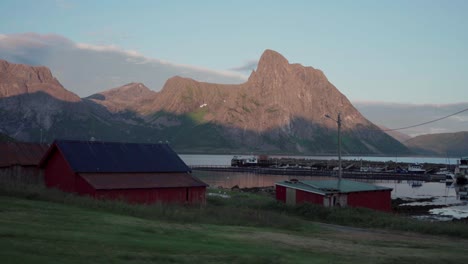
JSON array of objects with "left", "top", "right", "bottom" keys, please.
[
  {"left": 337, "top": 113, "right": 342, "bottom": 190},
  {"left": 325, "top": 113, "right": 342, "bottom": 190}
]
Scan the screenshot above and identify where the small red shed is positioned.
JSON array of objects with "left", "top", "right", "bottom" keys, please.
[
  {"left": 276, "top": 179, "right": 392, "bottom": 212},
  {"left": 0, "top": 142, "right": 49, "bottom": 185},
  {"left": 39, "top": 140, "right": 207, "bottom": 204}
]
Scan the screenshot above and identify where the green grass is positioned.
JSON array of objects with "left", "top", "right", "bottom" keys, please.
[
  {"left": 187, "top": 108, "right": 208, "bottom": 124},
  {"left": 0, "top": 196, "right": 333, "bottom": 264},
  {"left": 2, "top": 183, "right": 468, "bottom": 239},
  {"left": 1, "top": 184, "right": 468, "bottom": 263},
  {"left": 0, "top": 191, "right": 342, "bottom": 264}
]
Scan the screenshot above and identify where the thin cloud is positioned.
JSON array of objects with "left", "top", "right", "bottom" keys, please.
[
  {"left": 354, "top": 101, "right": 468, "bottom": 137},
  {"left": 449, "top": 115, "right": 468, "bottom": 122},
  {"left": 230, "top": 59, "right": 258, "bottom": 73},
  {"left": 0, "top": 33, "right": 247, "bottom": 97}
]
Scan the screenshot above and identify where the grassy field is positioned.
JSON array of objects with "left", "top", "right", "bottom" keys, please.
[{"left": 1, "top": 185, "right": 468, "bottom": 263}]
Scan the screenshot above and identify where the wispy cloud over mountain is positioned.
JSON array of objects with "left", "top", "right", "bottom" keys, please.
[
  {"left": 354, "top": 101, "right": 468, "bottom": 137},
  {"left": 0, "top": 33, "right": 247, "bottom": 97},
  {"left": 230, "top": 59, "right": 258, "bottom": 73}
]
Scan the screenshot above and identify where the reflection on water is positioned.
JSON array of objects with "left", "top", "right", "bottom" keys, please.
[{"left": 193, "top": 170, "right": 468, "bottom": 220}]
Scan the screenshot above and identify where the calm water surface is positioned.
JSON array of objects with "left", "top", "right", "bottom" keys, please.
[
  {"left": 191, "top": 169, "right": 468, "bottom": 220},
  {"left": 179, "top": 154, "right": 459, "bottom": 166},
  {"left": 182, "top": 154, "right": 468, "bottom": 219}
]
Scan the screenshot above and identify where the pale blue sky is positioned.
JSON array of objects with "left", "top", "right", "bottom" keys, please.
[{"left": 1, "top": 0, "right": 467, "bottom": 104}]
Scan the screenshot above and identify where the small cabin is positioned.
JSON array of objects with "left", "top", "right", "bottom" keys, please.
[{"left": 275, "top": 179, "right": 392, "bottom": 212}]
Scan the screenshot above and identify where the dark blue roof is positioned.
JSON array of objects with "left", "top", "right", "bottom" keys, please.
[{"left": 47, "top": 140, "right": 190, "bottom": 173}]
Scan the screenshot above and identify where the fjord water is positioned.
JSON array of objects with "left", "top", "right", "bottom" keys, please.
[
  {"left": 180, "top": 154, "right": 468, "bottom": 220},
  {"left": 179, "top": 154, "right": 459, "bottom": 166}
]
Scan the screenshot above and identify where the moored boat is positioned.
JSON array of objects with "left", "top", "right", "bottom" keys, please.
[
  {"left": 408, "top": 180, "right": 423, "bottom": 188},
  {"left": 435, "top": 168, "right": 455, "bottom": 183},
  {"left": 455, "top": 157, "right": 468, "bottom": 185},
  {"left": 231, "top": 155, "right": 258, "bottom": 167},
  {"left": 407, "top": 163, "right": 426, "bottom": 174},
  {"left": 458, "top": 185, "right": 468, "bottom": 200}
]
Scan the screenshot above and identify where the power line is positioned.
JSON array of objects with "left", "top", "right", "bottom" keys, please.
[{"left": 379, "top": 107, "right": 468, "bottom": 132}]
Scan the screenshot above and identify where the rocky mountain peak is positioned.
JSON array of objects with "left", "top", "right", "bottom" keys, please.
[
  {"left": 104, "top": 82, "right": 154, "bottom": 97},
  {"left": 257, "top": 49, "right": 289, "bottom": 70},
  {"left": 87, "top": 82, "right": 157, "bottom": 113},
  {"left": 251, "top": 49, "right": 290, "bottom": 79},
  {"left": 0, "top": 59, "right": 80, "bottom": 102}
]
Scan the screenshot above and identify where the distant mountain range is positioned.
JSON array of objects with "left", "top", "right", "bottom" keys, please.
[
  {"left": 354, "top": 102, "right": 468, "bottom": 138},
  {"left": 355, "top": 102, "right": 468, "bottom": 156},
  {"left": 404, "top": 131, "right": 468, "bottom": 157},
  {"left": 0, "top": 50, "right": 416, "bottom": 155}
]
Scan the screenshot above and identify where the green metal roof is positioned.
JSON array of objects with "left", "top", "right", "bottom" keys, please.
[{"left": 276, "top": 179, "right": 392, "bottom": 195}]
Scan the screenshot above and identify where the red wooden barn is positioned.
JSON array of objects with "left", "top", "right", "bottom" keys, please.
[
  {"left": 39, "top": 140, "right": 207, "bottom": 204},
  {"left": 0, "top": 142, "right": 49, "bottom": 185},
  {"left": 276, "top": 179, "right": 392, "bottom": 212}
]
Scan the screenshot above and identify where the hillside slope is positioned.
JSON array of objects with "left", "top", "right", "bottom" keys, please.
[{"left": 405, "top": 131, "right": 468, "bottom": 156}]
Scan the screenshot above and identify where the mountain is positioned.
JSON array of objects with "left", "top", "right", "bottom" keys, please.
[
  {"left": 0, "top": 60, "right": 158, "bottom": 143},
  {"left": 0, "top": 52, "right": 409, "bottom": 155},
  {"left": 87, "top": 82, "right": 157, "bottom": 113},
  {"left": 0, "top": 59, "right": 83, "bottom": 140},
  {"left": 0, "top": 59, "right": 80, "bottom": 102},
  {"left": 89, "top": 50, "right": 408, "bottom": 154},
  {"left": 405, "top": 131, "right": 468, "bottom": 156},
  {"left": 379, "top": 125, "right": 412, "bottom": 143}
]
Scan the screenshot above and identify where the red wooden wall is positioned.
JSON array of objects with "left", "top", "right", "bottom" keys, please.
[
  {"left": 347, "top": 190, "right": 392, "bottom": 212},
  {"left": 276, "top": 184, "right": 391, "bottom": 212},
  {"left": 276, "top": 185, "right": 286, "bottom": 202},
  {"left": 296, "top": 189, "right": 324, "bottom": 205},
  {"left": 96, "top": 187, "right": 206, "bottom": 204},
  {"left": 44, "top": 149, "right": 77, "bottom": 192}
]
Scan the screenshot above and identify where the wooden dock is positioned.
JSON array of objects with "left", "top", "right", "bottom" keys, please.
[{"left": 191, "top": 166, "right": 446, "bottom": 182}]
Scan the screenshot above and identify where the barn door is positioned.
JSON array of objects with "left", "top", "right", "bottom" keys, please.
[{"left": 286, "top": 188, "right": 296, "bottom": 205}]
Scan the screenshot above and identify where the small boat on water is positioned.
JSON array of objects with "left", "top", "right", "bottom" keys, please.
[
  {"left": 435, "top": 168, "right": 455, "bottom": 183},
  {"left": 408, "top": 180, "right": 423, "bottom": 188},
  {"left": 458, "top": 185, "right": 468, "bottom": 200},
  {"left": 445, "top": 174, "right": 455, "bottom": 183},
  {"left": 231, "top": 155, "right": 258, "bottom": 167},
  {"left": 407, "top": 163, "right": 426, "bottom": 174},
  {"left": 455, "top": 157, "right": 468, "bottom": 185}
]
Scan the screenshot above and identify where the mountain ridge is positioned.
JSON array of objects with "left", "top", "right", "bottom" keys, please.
[
  {"left": 0, "top": 51, "right": 409, "bottom": 155},
  {"left": 0, "top": 59, "right": 81, "bottom": 102},
  {"left": 87, "top": 82, "right": 157, "bottom": 113},
  {"left": 405, "top": 131, "right": 468, "bottom": 156}
]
